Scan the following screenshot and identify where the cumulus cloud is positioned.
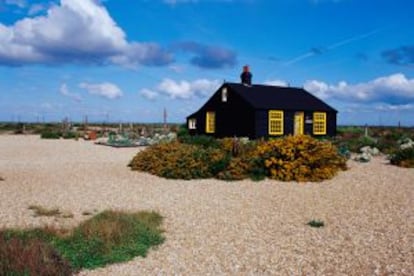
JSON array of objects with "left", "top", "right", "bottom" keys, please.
[
  {"left": 264, "top": 79, "right": 289, "bottom": 87},
  {"left": 141, "top": 78, "right": 220, "bottom": 100},
  {"left": 28, "top": 3, "right": 49, "bottom": 16},
  {"left": 304, "top": 73, "right": 414, "bottom": 105},
  {"left": 0, "top": 0, "right": 172, "bottom": 66},
  {"left": 382, "top": 45, "right": 414, "bottom": 66},
  {"left": 159, "top": 78, "right": 220, "bottom": 99},
  {"left": 174, "top": 41, "right": 237, "bottom": 69},
  {"left": 79, "top": 82, "right": 123, "bottom": 99},
  {"left": 140, "top": 88, "right": 158, "bottom": 101},
  {"left": 59, "top": 83, "right": 81, "bottom": 102}
]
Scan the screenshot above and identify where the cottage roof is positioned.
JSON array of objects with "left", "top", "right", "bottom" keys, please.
[{"left": 226, "top": 83, "right": 337, "bottom": 112}]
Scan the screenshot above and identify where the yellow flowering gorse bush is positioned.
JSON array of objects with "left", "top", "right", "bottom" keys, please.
[
  {"left": 130, "top": 135, "right": 347, "bottom": 182},
  {"left": 253, "top": 135, "right": 347, "bottom": 181}
]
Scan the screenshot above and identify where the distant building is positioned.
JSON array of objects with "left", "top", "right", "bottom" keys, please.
[{"left": 186, "top": 67, "right": 337, "bottom": 138}]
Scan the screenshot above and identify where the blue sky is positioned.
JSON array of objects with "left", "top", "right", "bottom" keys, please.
[{"left": 0, "top": 0, "right": 414, "bottom": 125}]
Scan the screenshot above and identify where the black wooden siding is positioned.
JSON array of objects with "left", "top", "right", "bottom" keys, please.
[
  {"left": 187, "top": 83, "right": 337, "bottom": 138},
  {"left": 188, "top": 86, "right": 255, "bottom": 138}
]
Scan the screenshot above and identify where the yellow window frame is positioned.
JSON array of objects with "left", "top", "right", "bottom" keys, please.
[
  {"left": 206, "top": 111, "right": 215, "bottom": 133},
  {"left": 269, "top": 110, "right": 284, "bottom": 135},
  {"left": 313, "top": 112, "right": 327, "bottom": 135}
]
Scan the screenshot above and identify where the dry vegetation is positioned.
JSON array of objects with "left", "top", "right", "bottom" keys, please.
[
  {"left": 28, "top": 205, "right": 62, "bottom": 217},
  {"left": 0, "top": 210, "right": 164, "bottom": 274}
]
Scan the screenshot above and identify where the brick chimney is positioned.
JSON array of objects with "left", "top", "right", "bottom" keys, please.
[{"left": 240, "top": 65, "right": 252, "bottom": 86}]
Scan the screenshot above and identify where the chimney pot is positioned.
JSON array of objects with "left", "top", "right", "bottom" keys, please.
[{"left": 240, "top": 65, "right": 252, "bottom": 86}]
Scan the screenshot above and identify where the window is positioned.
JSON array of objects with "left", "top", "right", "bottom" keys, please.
[
  {"left": 188, "top": 118, "right": 196, "bottom": 130},
  {"left": 268, "top": 110, "right": 284, "bottom": 135},
  {"left": 206, "top": 112, "right": 215, "bottom": 133},
  {"left": 221, "top": 87, "right": 228, "bottom": 102},
  {"left": 313, "top": 112, "right": 326, "bottom": 135}
]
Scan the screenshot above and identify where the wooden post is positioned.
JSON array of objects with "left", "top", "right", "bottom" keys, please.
[{"left": 163, "top": 107, "right": 168, "bottom": 134}]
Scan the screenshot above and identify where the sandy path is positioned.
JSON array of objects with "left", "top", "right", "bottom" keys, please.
[{"left": 0, "top": 135, "right": 413, "bottom": 275}]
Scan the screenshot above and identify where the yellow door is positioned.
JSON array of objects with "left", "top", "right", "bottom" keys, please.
[
  {"left": 294, "top": 112, "right": 304, "bottom": 135},
  {"left": 206, "top": 111, "right": 215, "bottom": 133}
]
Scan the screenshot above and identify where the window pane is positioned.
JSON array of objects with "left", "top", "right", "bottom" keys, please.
[
  {"left": 313, "top": 112, "right": 326, "bottom": 135},
  {"left": 269, "top": 110, "right": 283, "bottom": 135}
]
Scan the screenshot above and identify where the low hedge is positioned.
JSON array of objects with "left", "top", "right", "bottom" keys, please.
[{"left": 130, "top": 135, "right": 347, "bottom": 182}]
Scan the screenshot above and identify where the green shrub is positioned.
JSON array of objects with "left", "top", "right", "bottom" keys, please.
[
  {"left": 376, "top": 137, "right": 399, "bottom": 154},
  {"left": 176, "top": 124, "right": 189, "bottom": 139},
  {"left": 130, "top": 142, "right": 228, "bottom": 179},
  {"left": 390, "top": 147, "right": 414, "bottom": 168},
  {"left": 178, "top": 134, "right": 220, "bottom": 149},
  {"left": 336, "top": 126, "right": 364, "bottom": 136},
  {"left": 0, "top": 210, "right": 164, "bottom": 272},
  {"left": 55, "top": 211, "right": 164, "bottom": 270},
  {"left": 62, "top": 131, "right": 77, "bottom": 139},
  {"left": 41, "top": 131, "right": 62, "bottom": 139},
  {"left": 307, "top": 220, "right": 325, "bottom": 228}
]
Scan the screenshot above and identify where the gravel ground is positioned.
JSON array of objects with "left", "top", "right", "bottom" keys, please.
[{"left": 0, "top": 135, "right": 413, "bottom": 275}]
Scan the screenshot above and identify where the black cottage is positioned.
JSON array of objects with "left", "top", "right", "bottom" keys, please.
[{"left": 186, "top": 82, "right": 337, "bottom": 139}]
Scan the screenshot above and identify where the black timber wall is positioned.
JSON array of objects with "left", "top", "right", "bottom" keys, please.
[{"left": 188, "top": 86, "right": 255, "bottom": 138}]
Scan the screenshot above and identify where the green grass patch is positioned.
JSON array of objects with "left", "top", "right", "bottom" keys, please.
[
  {"left": 40, "top": 131, "right": 62, "bottom": 139},
  {"left": 307, "top": 220, "right": 325, "bottom": 228},
  {"left": 0, "top": 210, "right": 164, "bottom": 274}
]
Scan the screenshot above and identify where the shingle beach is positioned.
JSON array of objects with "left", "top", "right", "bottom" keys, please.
[{"left": 1, "top": 135, "right": 413, "bottom": 275}]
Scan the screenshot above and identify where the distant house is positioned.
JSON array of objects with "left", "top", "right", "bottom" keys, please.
[{"left": 186, "top": 69, "right": 337, "bottom": 138}]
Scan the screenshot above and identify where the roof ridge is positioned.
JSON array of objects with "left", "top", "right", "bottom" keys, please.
[
  {"left": 226, "top": 82, "right": 303, "bottom": 89},
  {"left": 224, "top": 82, "right": 336, "bottom": 112}
]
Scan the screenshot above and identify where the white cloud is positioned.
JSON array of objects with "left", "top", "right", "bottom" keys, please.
[
  {"left": 0, "top": 0, "right": 171, "bottom": 66},
  {"left": 304, "top": 73, "right": 414, "bottom": 105},
  {"left": 264, "top": 79, "right": 289, "bottom": 87},
  {"left": 79, "top": 82, "right": 123, "bottom": 99},
  {"left": 157, "top": 78, "right": 220, "bottom": 99},
  {"left": 157, "top": 79, "right": 193, "bottom": 99},
  {"left": 140, "top": 88, "right": 158, "bottom": 100},
  {"left": 59, "top": 83, "right": 81, "bottom": 102},
  {"left": 28, "top": 3, "right": 48, "bottom": 16},
  {"left": 375, "top": 103, "right": 414, "bottom": 111},
  {"left": 140, "top": 78, "right": 220, "bottom": 100}
]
